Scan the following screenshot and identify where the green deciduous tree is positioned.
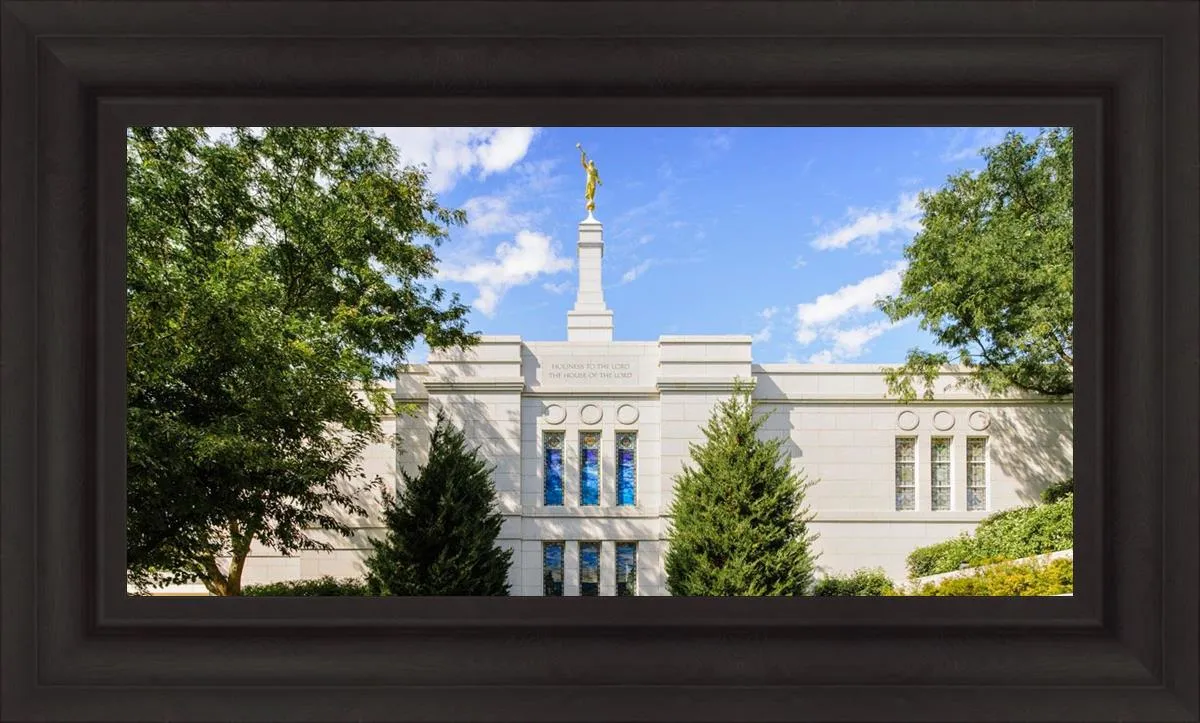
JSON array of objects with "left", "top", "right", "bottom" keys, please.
[
  {"left": 665, "top": 383, "right": 818, "bottom": 596},
  {"left": 877, "top": 127, "right": 1073, "bottom": 401},
  {"left": 126, "top": 126, "right": 477, "bottom": 595},
  {"left": 364, "top": 410, "right": 513, "bottom": 596}
]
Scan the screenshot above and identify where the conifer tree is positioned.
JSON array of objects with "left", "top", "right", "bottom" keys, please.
[
  {"left": 365, "top": 409, "right": 512, "bottom": 595},
  {"left": 665, "top": 382, "right": 818, "bottom": 596}
]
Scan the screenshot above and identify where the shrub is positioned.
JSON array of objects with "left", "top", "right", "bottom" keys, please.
[
  {"left": 909, "top": 557, "right": 1072, "bottom": 596},
  {"left": 812, "top": 568, "right": 896, "bottom": 596},
  {"left": 1041, "top": 477, "right": 1074, "bottom": 504},
  {"left": 905, "top": 493, "right": 1074, "bottom": 578},
  {"left": 365, "top": 409, "right": 513, "bottom": 596},
  {"left": 970, "top": 493, "right": 1073, "bottom": 560},
  {"left": 665, "top": 382, "right": 818, "bottom": 596},
  {"left": 905, "top": 535, "right": 977, "bottom": 578},
  {"left": 242, "top": 576, "right": 371, "bottom": 596}
]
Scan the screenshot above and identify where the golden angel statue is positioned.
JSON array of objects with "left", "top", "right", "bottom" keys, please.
[{"left": 576, "top": 143, "right": 601, "bottom": 215}]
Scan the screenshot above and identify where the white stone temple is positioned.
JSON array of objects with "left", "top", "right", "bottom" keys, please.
[{"left": 221, "top": 212, "right": 1073, "bottom": 596}]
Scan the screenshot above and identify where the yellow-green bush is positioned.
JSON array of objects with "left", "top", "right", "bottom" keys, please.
[
  {"left": 905, "top": 490, "right": 1074, "bottom": 578},
  {"left": 811, "top": 568, "right": 896, "bottom": 596},
  {"left": 909, "top": 557, "right": 1072, "bottom": 596}
]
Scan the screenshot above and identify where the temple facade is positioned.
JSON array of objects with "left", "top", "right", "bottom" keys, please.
[{"left": 224, "top": 214, "right": 1074, "bottom": 595}]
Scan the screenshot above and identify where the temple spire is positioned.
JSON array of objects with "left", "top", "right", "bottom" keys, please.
[{"left": 566, "top": 215, "right": 614, "bottom": 341}]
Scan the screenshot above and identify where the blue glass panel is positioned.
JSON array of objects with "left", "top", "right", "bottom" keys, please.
[
  {"left": 615, "top": 542, "right": 637, "bottom": 596},
  {"left": 580, "top": 447, "right": 600, "bottom": 506},
  {"left": 543, "top": 543, "right": 564, "bottom": 596},
  {"left": 544, "top": 445, "right": 563, "bottom": 506},
  {"left": 579, "top": 542, "right": 600, "bottom": 596},
  {"left": 617, "top": 448, "right": 636, "bottom": 506}
]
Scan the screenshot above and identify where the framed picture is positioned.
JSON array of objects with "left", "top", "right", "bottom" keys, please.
[{"left": 2, "top": 1, "right": 1196, "bottom": 721}]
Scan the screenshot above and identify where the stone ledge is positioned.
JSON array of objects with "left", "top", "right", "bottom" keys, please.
[
  {"left": 524, "top": 386, "right": 660, "bottom": 398},
  {"left": 421, "top": 377, "right": 526, "bottom": 393},
  {"left": 657, "top": 377, "right": 756, "bottom": 392}
]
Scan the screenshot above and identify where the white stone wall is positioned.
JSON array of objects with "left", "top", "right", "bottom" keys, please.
[{"left": 230, "top": 335, "right": 1073, "bottom": 595}]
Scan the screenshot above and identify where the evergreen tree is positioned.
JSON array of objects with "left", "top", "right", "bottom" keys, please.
[
  {"left": 365, "top": 410, "right": 513, "bottom": 595},
  {"left": 665, "top": 382, "right": 818, "bottom": 596}
]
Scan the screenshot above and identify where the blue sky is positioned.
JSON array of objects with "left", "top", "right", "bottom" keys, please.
[{"left": 372, "top": 126, "right": 1044, "bottom": 364}]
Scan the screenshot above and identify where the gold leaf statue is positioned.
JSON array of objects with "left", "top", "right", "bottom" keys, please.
[{"left": 576, "top": 143, "right": 601, "bottom": 215}]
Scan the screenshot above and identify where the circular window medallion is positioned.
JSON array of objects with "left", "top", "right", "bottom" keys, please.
[
  {"left": 545, "top": 404, "right": 567, "bottom": 425},
  {"left": 968, "top": 410, "right": 991, "bottom": 431},
  {"left": 616, "top": 404, "right": 639, "bottom": 425},
  {"left": 897, "top": 410, "right": 919, "bottom": 431},
  {"left": 580, "top": 404, "right": 603, "bottom": 425},
  {"left": 932, "top": 410, "right": 956, "bottom": 431}
]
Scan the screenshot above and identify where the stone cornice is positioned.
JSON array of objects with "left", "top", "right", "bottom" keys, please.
[
  {"left": 657, "top": 377, "right": 757, "bottom": 393},
  {"left": 420, "top": 377, "right": 526, "bottom": 393},
  {"left": 753, "top": 395, "right": 1072, "bottom": 406},
  {"left": 523, "top": 386, "right": 660, "bottom": 398}
]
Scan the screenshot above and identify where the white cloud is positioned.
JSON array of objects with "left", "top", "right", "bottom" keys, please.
[
  {"left": 811, "top": 193, "right": 923, "bottom": 251},
  {"left": 512, "top": 158, "right": 564, "bottom": 194},
  {"left": 793, "top": 255, "right": 807, "bottom": 269},
  {"left": 808, "top": 320, "right": 897, "bottom": 362},
  {"left": 437, "top": 230, "right": 573, "bottom": 316},
  {"left": 795, "top": 261, "right": 907, "bottom": 334},
  {"left": 941, "top": 127, "right": 1009, "bottom": 163},
  {"left": 793, "top": 262, "right": 908, "bottom": 361},
  {"left": 459, "top": 195, "right": 535, "bottom": 237},
  {"left": 751, "top": 306, "right": 780, "bottom": 343},
  {"left": 698, "top": 128, "right": 733, "bottom": 153},
  {"left": 543, "top": 280, "right": 572, "bottom": 295},
  {"left": 374, "top": 127, "right": 538, "bottom": 193},
  {"left": 616, "top": 189, "right": 674, "bottom": 227},
  {"left": 620, "top": 260, "right": 655, "bottom": 285}
]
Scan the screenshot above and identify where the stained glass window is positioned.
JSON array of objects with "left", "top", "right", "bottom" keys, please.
[
  {"left": 543, "top": 542, "right": 564, "bottom": 596},
  {"left": 615, "top": 542, "right": 638, "bottom": 596},
  {"left": 931, "top": 437, "right": 952, "bottom": 511},
  {"left": 543, "top": 432, "right": 564, "bottom": 506},
  {"left": 579, "top": 542, "right": 600, "bottom": 596},
  {"left": 616, "top": 433, "right": 637, "bottom": 506},
  {"left": 895, "top": 437, "right": 917, "bottom": 511},
  {"left": 579, "top": 432, "right": 600, "bottom": 506},
  {"left": 967, "top": 437, "right": 988, "bottom": 511}
]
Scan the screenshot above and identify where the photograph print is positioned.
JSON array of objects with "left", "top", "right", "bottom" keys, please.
[{"left": 126, "top": 125, "right": 1074, "bottom": 597}]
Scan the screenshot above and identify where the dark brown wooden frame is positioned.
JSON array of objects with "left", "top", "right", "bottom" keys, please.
[{"left": 2, "top": 1, "right": 1196, "bottom": 721}]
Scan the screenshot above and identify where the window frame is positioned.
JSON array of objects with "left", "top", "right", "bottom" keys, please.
[
  {"left": 615, "top": 431, "right": 637, "bottom": 507},
  {"left": 542, "top": 541, "right": 565, "bottom": 597},
  {"left": 578, "top": 430, "right": 602, "bottom": 506},
  {"left": 578, "top": 541, "right": 601, "bottom": 597},
  {"left": 966, "top": 436, "right": 989, "bottom": 512},
  {"left": 894, "top": 436, "right": 918, "bottom": 511},
  {"left": 615, "top": 541, "right": 638, "bottom": 597},
  {"left": 930, "top": 436, "right": 953, "bottom": 511},
  {"left": 543, "top": 431, "right": 565, "bottom": 507}
]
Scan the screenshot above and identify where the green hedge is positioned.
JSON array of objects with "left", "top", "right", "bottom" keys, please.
[
  {"left": 812, "top": 568, "right": 896, "bottom": 596},
  {"left": 906, "top": 491, "right": 1074, "bottom": 578},
  {"left": 909, "top": 556, "right": 1072, "bottom": 596},
  {"left": 1040, "top": 477, "right": 1074, "bottom": 504},
  {"left": 242, "top": 576, "right": 372, "bottom": 596}
]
